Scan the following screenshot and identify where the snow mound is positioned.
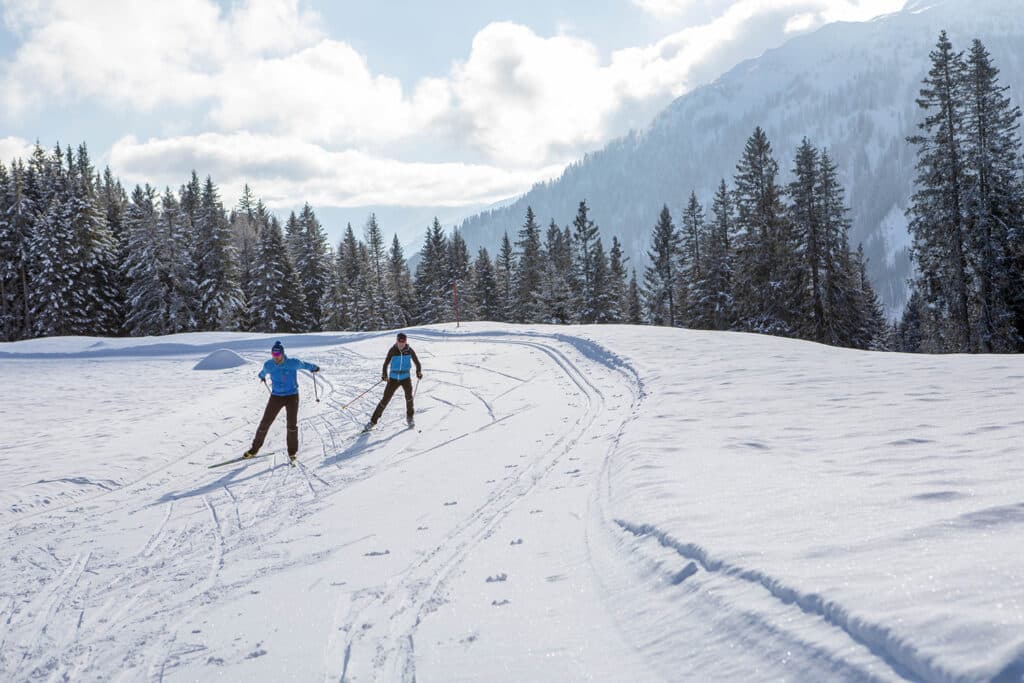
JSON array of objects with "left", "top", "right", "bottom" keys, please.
[{"left": 193, "top": 349, "right": 249, "bottom": 370}]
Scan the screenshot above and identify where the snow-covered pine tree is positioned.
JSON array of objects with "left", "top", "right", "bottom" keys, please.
[
  {"left": 733, "top": 127, "right": 794, "bottom": 337},
  {"left": 589, "top": 237, "right": 613, "bottom": 323},
  {"left": 514, "top": 206, "right": 545, "bottom": 322},
  {"left": 124, "top": 185, "right": 165, "bottom": 335},
  {"left": 701, "top": 180, "right": 737, "bottom": 331},
  {"left": 160, "top": 187, "right": 198, "bottom": 333},
  {"left": 251, "top": 215, "right": 305, "bottom": 332},
  {"left": 643, "top": 205, "right": 681, "bottom": 326},
  {"left": 414, "top": 218, "right": 450, "bottom": 324},
  {"left": 494, "top": 232, "right": 515, "bottom": 323},
  {"left": 194, "top": 176, "right": 242, "bottom": 330},
  {"left": 448, "top": 229, "right": 472, "bottom": 324},
  {"left": 68, "top": 144, "right": 121, "bottom": 336},
  {"left": 788, "top": 140, "right": 826, "bottom": 342},
  {"left": 388, "top": 234, "right": 416, "bottom": 327},
  {"left": 536, "top": 220, "right": 572, "bottom": 324},
  {"left": 896, "top": 288, "right": 926, "bottom": 352},
  {"left": 472, "top": 247, "right": 500, "bottom": 321},
  {"left": 607, "top": 236, "right": 629, "bottom": 323},
  {"left": 570, "top": 200, "right": 602, "bottom": 324},
  {"left": 627, "top": 268, "right": 644, "bottom": 325},
  {"left": 296, "top": 203, "right": 332, "bottom": 331},
  {"left": 963, "top": 38, "right": 1024, "bottom": 352},
  {"left": 678, "top": 191, "right": 706, "bottom": 328},
  {"left": 231, "top": 185, "right": 259, "bottom": 330},
  {"left": 907, "top": 31, "right": 974, "bottom": 352},
  {"left": 97, "top": 166, "right": 129, "bottom": 334},
  {"left": 331, "top": 222, "right": 362, "bottom": 330},
  {"left": 27, "top": 146, "right": 81, "bottom": 337},
  {"left": 1, "top": 160, "right": 36, "bottom": 339}
]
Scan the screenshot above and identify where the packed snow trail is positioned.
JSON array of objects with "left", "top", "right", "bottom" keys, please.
[{"left": 1, "top": 325, "right": 1022, "bottom": 681}]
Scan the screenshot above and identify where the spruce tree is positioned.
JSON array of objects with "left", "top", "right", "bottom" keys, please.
[
  {"left": 251, "top": 215, "right": 305, "bottom": 332},
  {"left": 124, "top": 185, "right": 165, "bottom": 335},
  {"left": 607, "top": 236, "right": 629, "bottom": 323},
  {"left": 703, "top": 180, "right": 736, "bottom": 330},
  {"left": 472, "top": 247, "right": 500, "bottom": 321},
  {"left": 414, "top": 218, "right": 450, "bottom": 323},
  {"left": 537, "top": 220, "right": 572, "bottom": 324},
  {"left": 907, "top": 31, "right": 973, "bottom": 352},
  {"left": 515, "top": 206, "right": 545, "bottom": 322},
  {"left": 194, "top": 176, "right": 242, "bottom": 330},
  {"left": 963, "top": 38, "right": 1024, "bottom": 351},
  {"left": 296, "top": 203, "right": 332, "bottom": 330},
  {"left": 732, "top": 127, "right": 795, "bottom": 336},
  {"left": 388, "top": 234, "right": 416, "bottom": 327},
  {"left": 643, "top": 205, "right": 681, "bottom": 326},
  {"left": 570, "top": 200, "right": 601, "bottom": 323},
  {"left": 449, "top": 229, "right": 472, "bottom": 324},
  {"left": 679, "top": 191, "right": 706, "bottom": 327},
  {"left": 494, "top": 232, "right": 515, "bottom": 322},
  {"left": 160, "top": 187, "right": 198, "bottom": 333},
  {"left": 627, "top": 269, "right": 644, "bottom": 324}
]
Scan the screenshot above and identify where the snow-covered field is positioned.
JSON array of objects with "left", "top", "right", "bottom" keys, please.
[{"left": 1, "top": 324, "right": 1022, "bottom": 682}]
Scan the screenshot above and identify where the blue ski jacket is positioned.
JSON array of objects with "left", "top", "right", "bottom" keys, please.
[
  {"left": 383, "top": 344, "right": 421, "bottom": 381},
  {"left": 259, "top": 356, "right": 319, "bottom": 396}
]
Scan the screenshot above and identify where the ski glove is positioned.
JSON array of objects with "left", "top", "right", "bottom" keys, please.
[
  {"left": 416, "top": 372, "right": 423, "bottom": 379},
  {"left": 312, "top": 366, "right": 320, "bottom": 373},
  {"left": 381, "top": 374, "right": 388, "bottom": 382}
]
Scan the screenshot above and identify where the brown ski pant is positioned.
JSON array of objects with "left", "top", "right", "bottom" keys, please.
[
  {"left": 250, "top": 394, "right": 299, "bottom": 455},
  {"left": 371, "top": 378, "right": 414, "bottom": 423}
]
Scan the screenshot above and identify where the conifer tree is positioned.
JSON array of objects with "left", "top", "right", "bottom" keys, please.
[
  {"left": 194, "top": 176, "right": 242, "bottom": 330},
  {"left": 733, "top": 127, "right": 795, "bottom": 336},
  {"left": 1, "top": 160, "right": 35, "bottom": 339},
  {"left": 494, "top": 232, "right": 515, "bottom": 322},
  {"left": 124, "top": 185, "right": 165, "bottom": 335},
  {"left": 963, "top": 38, "right": 1024, "bottom": 351},
  {"left": 679, "top": 191, "right": 706, "bottom": 327},
  {"left": 515, "top": 206, "right": 545, "bottom": 322},
  {"left": 295, "top": 203, "right": 332, "bottom": 330},
  {"left": 701, "top": 180, "right": 736, "bottom": 330},
  {"left": 449, "top": 229, "right": 472, "bottom": 324},
  {"left": 644, "top": 205, "right": 681, "bottom": 326},
  {"left": 607, "top": 236, "right": 629, "bottom": 323},
  {"left": 570, "top": 200, "right": 601, "bottom": 323},
  {"left": 537, "top": 220, "right": 572, "bottom": 324},
  {"left": 388, "top": 234, "right": 416, "bottom": 326},
  {"left": 160, "top": 187, "right": 198, "bottom": 333},
  {"left": 626, "top": 268, "right": 644, "bottom": 324},
  {"left": 251, "top": 215, "right": 305, "bottom": 332},
  {"left": 472, "top": 247, "right": 500, "bottom": 321},
  {"left": 414, "top": 218, "right": 450, "bottom": 323},
  {"left": 907, "top": 32, "right": 973, "bottom": 352}
]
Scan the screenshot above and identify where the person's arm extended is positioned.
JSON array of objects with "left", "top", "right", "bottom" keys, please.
[{"left": 299, "top": 359, "right": 320, "bottom": 372}]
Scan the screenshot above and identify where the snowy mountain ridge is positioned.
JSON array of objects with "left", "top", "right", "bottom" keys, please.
[{"left": 457, "top": 0, "right": 1024, "bottom": 318}]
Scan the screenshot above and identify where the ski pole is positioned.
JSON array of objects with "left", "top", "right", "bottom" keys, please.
[
  {"left": 313, "top": 372, "right": 321, "bottom": 403},
  {"left": 413, "top": 377, "right": 420, "bottom": 399},
  {"left": 262, "top": 377, "right": 271, "bottom": 394},
  {"left": 342, "top": 379, "right": 383, "bottom": 410}
]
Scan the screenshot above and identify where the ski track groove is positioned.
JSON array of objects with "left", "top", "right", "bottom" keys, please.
[{"left": 335, "top": 333, "right": 617, "bottom": 681}]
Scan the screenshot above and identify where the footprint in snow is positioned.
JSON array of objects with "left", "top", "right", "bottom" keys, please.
[
  {"left": 364, "top": 549, "right": 390, "bottom": 557},
  {"left": 510, "top": 538, "right": 523, "bottom": 546},
  {"left": 444, "top": 501, "right": 458, "bottom": 506},
  {"left": 417, "top": 525, "right": 429, "bottom": 531},
  {"left": 485, "top": 573, "right": 508, "bottom": 583},
  {"left": 491, "top": 599, "right": 510, "bottom": 606}
]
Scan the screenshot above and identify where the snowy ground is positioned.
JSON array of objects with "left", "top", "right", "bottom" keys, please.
[{"left": 1, "top": 324, "right": 1022, "bottom": 682}]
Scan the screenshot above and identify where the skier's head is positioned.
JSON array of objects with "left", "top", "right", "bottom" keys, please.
[
  {"left": 396, "top": 332, "right": 407, "bottom": 347},
  {"left": 271, "top": 340, "right": 285, "bottom": 363}
]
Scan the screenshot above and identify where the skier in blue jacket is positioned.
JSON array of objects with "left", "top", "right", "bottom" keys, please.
[
  {"left": 366, "top": 332, "right": 422, "bottom": 430},
  {"left": 244, "top": 340, "right": 319, "bottom": 462}
]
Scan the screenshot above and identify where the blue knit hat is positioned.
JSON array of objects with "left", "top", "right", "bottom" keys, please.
[{"left": 271, "top": 340, "right": 285, "bottom": 356}]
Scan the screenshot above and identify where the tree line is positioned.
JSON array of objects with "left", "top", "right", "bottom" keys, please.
[{"left": 1, "top": 32, "right": 1020, "bottom": 352}]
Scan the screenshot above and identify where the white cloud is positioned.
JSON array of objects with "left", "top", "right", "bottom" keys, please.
[
  {"left": 0, "top": 136, "right": 33, "bottom": 164},
  {"left": 108, "top": 133, "right": 565, "bottom": 209},
  {"left": 1, "top": 0, "right": 907, "bottom": 206}
]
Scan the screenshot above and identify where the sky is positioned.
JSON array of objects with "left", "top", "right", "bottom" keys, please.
[{"left": 0, "top": 0, "right": 907, "bottom": 240}]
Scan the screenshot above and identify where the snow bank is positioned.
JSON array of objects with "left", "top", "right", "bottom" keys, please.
[{"left": 193, "top": 348, "right": 249, "bottom": 370}]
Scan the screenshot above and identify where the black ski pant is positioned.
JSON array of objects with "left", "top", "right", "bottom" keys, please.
[
  {"left": 371, "top": 378, "right": 414, "bottom": 423},
  {"left": 250, "top": 393, "right": 299, "bottom": 455}
]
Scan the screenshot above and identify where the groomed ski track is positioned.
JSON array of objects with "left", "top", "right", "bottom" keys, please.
[{"left": 1, "top": 325, "right": 1022, "bottom": 682}]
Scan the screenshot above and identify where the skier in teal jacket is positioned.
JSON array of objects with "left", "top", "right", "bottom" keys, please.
[
  {"left": 244, "top": 340, "right": 319, "bottom": 462},
  {"left": 366, "top": 332, "right": 422, "bottom": 430}
]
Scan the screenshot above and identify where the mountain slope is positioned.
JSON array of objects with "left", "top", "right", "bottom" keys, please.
[{"left": 458, "top": 0, "right": 1024, "bottom": 317}]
